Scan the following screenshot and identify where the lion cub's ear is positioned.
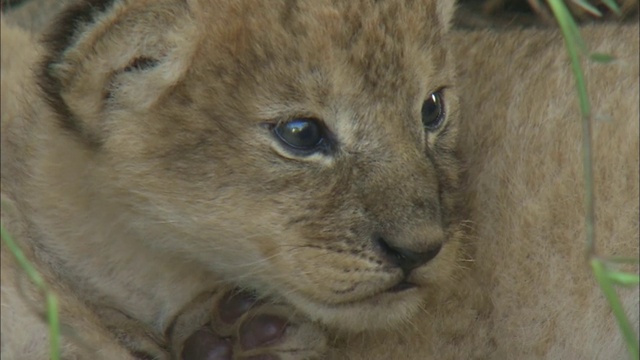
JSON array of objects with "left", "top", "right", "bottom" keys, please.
[
  {"left": 437, "top": 0, "right": 456, "bottom": 32},
  {"left": 39, "top": 0, "right": 200, "bottom": 144}
]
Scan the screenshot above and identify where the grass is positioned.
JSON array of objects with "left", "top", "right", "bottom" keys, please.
[
  {"left": 546, "top": 0, "right": 640, "bottom": 358},
  {"left": 0, "top": 224, "right": 61, "bottom": 360}
]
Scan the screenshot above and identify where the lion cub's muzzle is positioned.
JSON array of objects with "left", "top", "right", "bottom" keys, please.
[
  {"left": 374, "top": 235, "right": 443, "bottom": 275},
  {"left": 371, "top": 231, "right": 444, "bottom": 292}
]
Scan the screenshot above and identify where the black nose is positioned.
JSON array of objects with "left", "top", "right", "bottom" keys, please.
[{"left": 375, "top": 237, "right": 443, "bottom": 274}]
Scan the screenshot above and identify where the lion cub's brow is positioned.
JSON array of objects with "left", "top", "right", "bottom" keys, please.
[{"left": 38, "top": 0, "right": 450, "bottom": 146}]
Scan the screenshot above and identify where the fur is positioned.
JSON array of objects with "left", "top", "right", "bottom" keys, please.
[
  {"left": 333, "top": 22, "right": 640, "bottom": 359},
  {"left": 2, "top": 0, "right": 462, "bottom": 358},
  {"left": 2, "top": 1, "right": 638, "bottom": 359}
]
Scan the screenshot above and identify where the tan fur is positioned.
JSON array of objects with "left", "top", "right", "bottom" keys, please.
[
  {"left": 1, "top": 19, "right": 145, "bottom": 360},
  {"left": 2, "top": 1, "right": 462, "bottom": 358},
  {"left": 2, "top": 2, "right": 638, "bottom": 360},
  {"left": 334, "top": 22, "right": 640, "bottom": 359},
  {"left": 456, "top": 23, "right": 639, "bottom": 359}
]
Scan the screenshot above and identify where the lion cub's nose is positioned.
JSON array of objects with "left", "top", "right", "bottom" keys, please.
[{"left": 374, "top": 237, "right": 442, "bottom": 274}]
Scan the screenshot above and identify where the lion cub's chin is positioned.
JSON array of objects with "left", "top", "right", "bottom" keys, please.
[{"left": 284, "top": 287, "right": 424, "bottom": 331}]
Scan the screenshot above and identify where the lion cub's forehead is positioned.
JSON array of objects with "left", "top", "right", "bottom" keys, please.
[
  {"left": 194, "top": 0, "right": 446, "bottom": 84},
  {"left": 190, "top": 0, "right": 448, "bottom": 138}
]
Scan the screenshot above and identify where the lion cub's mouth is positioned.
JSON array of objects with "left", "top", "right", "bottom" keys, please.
[
  {"left": 386, "top": 281, "right": 417, "bottom": 293},
  {"left": 284, "top": 279, "right": 426, "bottom": 331}
]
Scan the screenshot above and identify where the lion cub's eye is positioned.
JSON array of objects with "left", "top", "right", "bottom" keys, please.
[
  {"left": 273, "top": 118, "right": 325, "bottom": 152},
  {"left": 421, "top": 90, "right": 445, "bottom": 131}
]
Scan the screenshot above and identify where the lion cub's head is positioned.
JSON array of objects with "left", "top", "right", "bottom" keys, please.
[{"left": 40, "top": 0, "right": 464, "bottom": 330}]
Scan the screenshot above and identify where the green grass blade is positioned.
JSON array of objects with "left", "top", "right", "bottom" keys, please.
[
  {"left": 572, "top": 0, "right": 603, "bottom": 16},
  {"left": 591, "top": 259, "right": 639, "bottom": 359},
  {"left": 547, "top": 0, "right": 590, "bottom": 115},
  {"left": 546, "top": 1, "right": 638, "bottom": 358},
  {"left": 1, "top": 225, "right": 61, "bottom": 360},
  {"left": 0, "top": 225, "right": 45, "bottom": 289},
  {"left": 600, "top": 0, "right": 623, "bottom": 15},
  {"left": 606, "top": 271, "right": 640, "bottom": 287},
  {"left": 546, "top": 0, "right": 595, "bottom": 256},
  {"left": 46, "top": 294, "right": 61, "bottom": 360},
  {"left": 590, "top": 52, "right": 616, "bottom": 63}
]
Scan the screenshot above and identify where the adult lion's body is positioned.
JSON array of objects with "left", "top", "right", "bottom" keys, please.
[{"left": 1, "top": 1, "right": 638, "bottom": 359}]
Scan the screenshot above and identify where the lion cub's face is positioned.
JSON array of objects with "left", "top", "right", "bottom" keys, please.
[{"left": 42, "top": 0, "right": 462, "bottom": 330}]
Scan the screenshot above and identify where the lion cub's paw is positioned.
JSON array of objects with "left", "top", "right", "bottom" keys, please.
[{"left": 181, "top": 291, "right": 327, "bottom": 360}]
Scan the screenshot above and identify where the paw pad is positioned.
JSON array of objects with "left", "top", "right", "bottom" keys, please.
[
  {"left": 181, "top": 289, "right": 326, "bottom": 360},
  {"left": 181, "top": 328, "right": 232, "bottom": 360},
  {"left": 239, "top": 314, "right": 288, "bottom": 350},
  {"left": 218, "top": 291, "right": 260, "bottom": 325}
]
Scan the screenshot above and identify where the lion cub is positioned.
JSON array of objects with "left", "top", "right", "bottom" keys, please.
[{"left": 1, "top": 0, "right": 465, "bottom": 358}]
